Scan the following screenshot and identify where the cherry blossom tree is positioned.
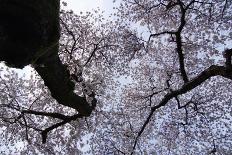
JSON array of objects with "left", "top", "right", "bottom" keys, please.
[{"left": 0, "top": 0, "right": 232, "bottom": 154}]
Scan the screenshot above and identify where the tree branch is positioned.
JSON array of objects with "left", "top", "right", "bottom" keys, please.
[
  {"left": 131, "top": 62, "right": 232, "bottom": 153},
  {"left": 175, "top": 0, "right": 189, "bottom": 83},
  {"left": 22, "top": 110, "right": 76, "bottom": 120},
  {"left": 35, "top": 45, "right": 95, "bottom": 116},
  {"left": 41, "top": 113, "right": 83, "bottom": 143},
  {"left": 224, "top": 49, "right": 232, "bottom": 68},
  {"left": 175, "top": 33, "right": 188, "bottom": 83}
]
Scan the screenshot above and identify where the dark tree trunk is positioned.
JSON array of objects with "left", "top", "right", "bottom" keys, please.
[
  {"left": 0, "top": 0, "right": 60, "bottom": 67},
  {"left": 35, "top": 45, "right": 94, "bottom": 116},
  {"left": 0, "top": 0, "right": 95, "bottom": 116}
]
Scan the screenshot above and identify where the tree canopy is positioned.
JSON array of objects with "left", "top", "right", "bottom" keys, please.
[{"left": 0, "top": 0, "right": 232, "bottom": 154}]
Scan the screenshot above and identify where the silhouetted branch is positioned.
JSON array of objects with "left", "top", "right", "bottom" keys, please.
[
  {"left": 22, "top": 110, "right": 76, "bottom": 120},
  {"left": 174, "top": 0, "right": 189, "bottom": 83},
  {"left": 60, "top": 17, "right": 78, "bottom": 58},
  {"left": 221, "top": 0, "right": 228, "bottom": 18},
  {"left": 131, "top": 53, "right": 232, "bottom": 153},
  {"left": 224, "top": 48, "right": 232, "bottom": 68},
  {"left": 41, "top": 113, "right": 83, "bottom": 143},
  {"left": 35, "top": 45, "right": 95, "bottom": 116}
]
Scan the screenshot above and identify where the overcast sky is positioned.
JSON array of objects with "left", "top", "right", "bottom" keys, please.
[{"left": 63, "top": 0, "right": 116, "bottom": 13}]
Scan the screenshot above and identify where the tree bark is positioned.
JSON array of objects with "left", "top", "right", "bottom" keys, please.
[
  {"left": 35, "top": 45, "right": 94, "bottom": 116},
  {"left": 0, "top": 0, "right": 95, "bottom": 116}
]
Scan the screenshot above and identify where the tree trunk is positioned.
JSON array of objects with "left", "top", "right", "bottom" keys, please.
[{"left": 0, "top": 0, "right": 95, "bottom": 116}]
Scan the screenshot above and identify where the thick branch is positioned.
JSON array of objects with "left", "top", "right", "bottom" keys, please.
[
  {"left": 175, "top": 0, "right": 189, "bottom": 83},
  {"left": 35, "top": 45, "right": 95, "bottom": 116},
  {"left": 22, "top": 110, "right": 75, "bottom": 120},
  {"left": 21, "top": 109, "right": 84, "bottom": 143},
  {"left": 41, "top": 113, "right": 83, "bottom": 143},
  {"left": 224, "top": 49, "right": 232, "bottom": 68},
  {"left": 131, "top": 65, "right": 232, "bottom": 153},
  {"left": 175, "top": 33, "right": 188, "bottom": 83}
]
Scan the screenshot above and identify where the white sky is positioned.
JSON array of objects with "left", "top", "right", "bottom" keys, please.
[{"left": 63, "top": 0, "right": 116, "bottom": 13}]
